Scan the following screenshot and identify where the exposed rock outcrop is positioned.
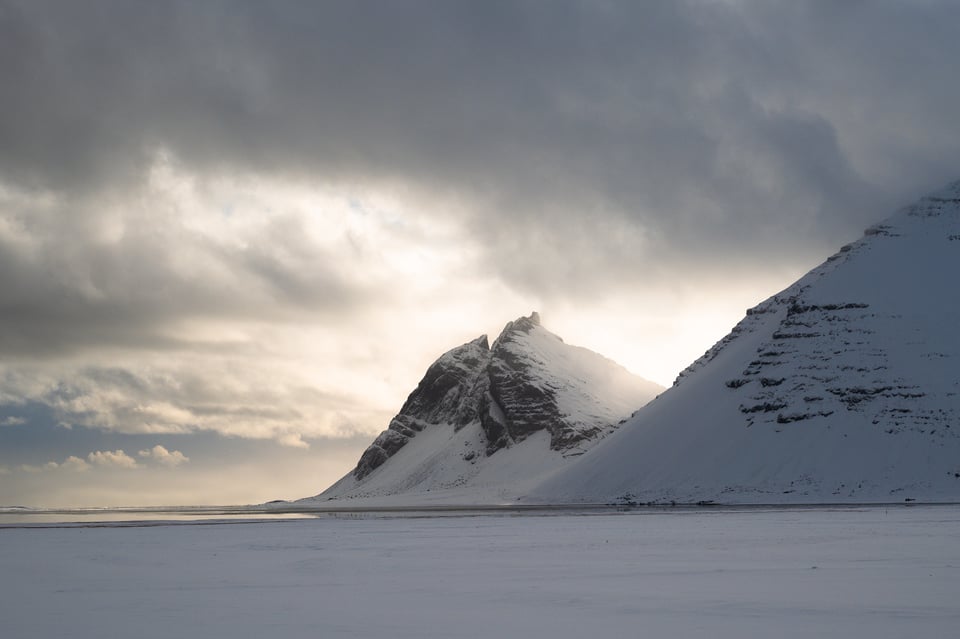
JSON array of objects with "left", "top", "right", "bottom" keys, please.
[{"left": 354, "top": 335, "right": 490, "bottom": 479}]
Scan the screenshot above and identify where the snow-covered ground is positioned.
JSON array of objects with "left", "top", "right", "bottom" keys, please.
[{"left": 3, "top": 506, "right": 958, "bottom": 638}]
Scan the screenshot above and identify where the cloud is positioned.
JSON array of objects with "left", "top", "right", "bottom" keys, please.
[
  {"left": 4, "top": 2, "right": 960, "bottom": 253},
  {"left": 0, "top": 2, "right": 956, "bottom": 319},
  {"left": 1, "top": 416, "right": 25, "bottom": 426},
  {"left": 0, "top": 359, "right": 396, "bottom": 444},
  {"left": 12, "top": 449, "right": 193, "bottom": 474},
  {"left": 276, "top": 433, "right": 309, "bottom": 450},
  {"left": 87, "top": 449, "right": 138, "bottom": 469},
  {"left": 0, "top": 159, "right": 379, "bottom": 361},
  {"left": 61, "top": 455, "right": 91, "bottom": 472},
  {"left": 0, "top": 435, "right": 370, "bottom": 508},
  {"left": 16, "top": 455, "right": 89, "bottom": 473},
  {"left": 19, "top": 461, "right": 60, "bottom": 473},
  {"left": 138, "top": 445, "right": 189, "bottom": 467}
]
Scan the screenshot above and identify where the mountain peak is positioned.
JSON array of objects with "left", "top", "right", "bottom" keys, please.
[
  {"left": 320, "top": 313, "right": 662, "bottom": 500},
  {"left": 470, "top": 334, "right": 490, "bottom": 350},
  {"left": 496, "top": 312, "right": 542, "bottom": 341}
]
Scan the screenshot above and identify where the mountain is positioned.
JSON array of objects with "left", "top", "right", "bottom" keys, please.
[
  {"left": 314, "top": 312, "right": 663, "bottom": 503},
  {"left": 531, "top": 181, "right": 960, "bottom": 505}
]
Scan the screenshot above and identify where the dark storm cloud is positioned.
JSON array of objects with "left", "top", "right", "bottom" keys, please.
[
  {"left": 0, "top": 191, "right": 370, "bottom": 358},
  {"left": 0, "top": 0, "right": 959, "bottom": 356},
  {"left": 4, "top": 0, "right": 960, "bottom": 299}
]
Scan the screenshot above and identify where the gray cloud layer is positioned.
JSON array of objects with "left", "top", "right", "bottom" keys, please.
[
  {"left": 2, "top": 1, "right": 960, "bottom": 450},
  {"left": 5, "top": 2, "right": 960, "bottom": 250}
]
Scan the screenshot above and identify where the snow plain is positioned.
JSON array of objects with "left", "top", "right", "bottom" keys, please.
[{"left": 3, "top": 506, "right": 958, "bottom": 638}]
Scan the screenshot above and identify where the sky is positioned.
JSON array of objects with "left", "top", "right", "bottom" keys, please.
[{"left": 2, "top": 0, "right": 960, "bottom": 507}]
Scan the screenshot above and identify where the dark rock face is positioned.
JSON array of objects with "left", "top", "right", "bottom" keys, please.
[
  {"left": 482, "top": 313, "right": 588, "bottom": 452},
  {"left": 354, "top": 335, "right": 491, "bottom": 480},
  {"left": 722, "top": 292, "right": 944, "bottom": 432},
  {"left": 397, "top": 334, "right": 490, "bottom": 426},
  {"left": 352, "top": 312, "right": 652, "bottom": 480}
]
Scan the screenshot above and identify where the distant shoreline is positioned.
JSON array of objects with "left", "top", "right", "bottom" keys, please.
[{"left": 3, "top": 501, "right": 958, "bottom": 528}]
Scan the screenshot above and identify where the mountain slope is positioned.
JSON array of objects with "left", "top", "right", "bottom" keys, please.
[
  {"left": 314, "top": 313, "right": 663, "bottom": 503},
  {"left": 531, "top": 181, "right": 960, "bottom": 505}
]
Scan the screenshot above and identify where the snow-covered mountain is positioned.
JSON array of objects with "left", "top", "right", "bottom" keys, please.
[
  {"left": 532, "top": 181, "right": 960, "bottom": 505},
  {"left": 314, "top": 313, "right": 663, "bottom": 503}
]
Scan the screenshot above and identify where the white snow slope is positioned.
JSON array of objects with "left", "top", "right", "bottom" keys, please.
[
  {"left": 312, "top": 314, "right": 662, "bottom": 505},
  {"left": 532, "top": 180, "right": 960, "bottom": 505}
]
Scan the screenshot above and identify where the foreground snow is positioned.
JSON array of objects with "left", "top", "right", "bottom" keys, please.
[{"left": 3, "top": 506, "right": 958, "bottom": 638}]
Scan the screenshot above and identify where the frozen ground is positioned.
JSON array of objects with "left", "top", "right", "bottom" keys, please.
[{"left": 2, "top": 506, "right": 958, "bottom": 638}]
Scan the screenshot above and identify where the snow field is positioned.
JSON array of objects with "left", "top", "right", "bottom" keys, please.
[{"left": 2, "top": 506, "right": 958, "bottom": 638}]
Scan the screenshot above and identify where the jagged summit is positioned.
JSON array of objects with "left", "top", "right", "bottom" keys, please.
[
  {"left": 501, "top": 311, "right": 541, "bottom": 332},
  {"left": 469, "top": 334, "right": 490, "bottom": 349},
  {"left": 316, "top": 312, "right": 663, "bottom": 502},
  {"left": 351, "top": 334, "right": 490, "bottom": 480},
  {"left": 532, "top": 181, "right": 960, "bottom": 505}
]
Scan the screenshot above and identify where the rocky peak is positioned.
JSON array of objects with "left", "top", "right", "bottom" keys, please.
[
  {"left": 470, "top": 334, "right": 490, "bottom": 350},
  {"left": 353, "top": 335, "right": 491, "bottom": 479},
  {"left": 492, "top": 312, "right": 542, "bottom": 344},
  {"left": 398, "top": 336, "right": 490, "bottom": 420},
  {"left": 348, "top": 312, "right": 661, "bottom": 481}
]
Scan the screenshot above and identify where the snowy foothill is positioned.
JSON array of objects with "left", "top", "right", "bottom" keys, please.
[{"left": 2, "top": 506, "right": 959, "bottom": 638}]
